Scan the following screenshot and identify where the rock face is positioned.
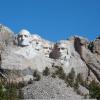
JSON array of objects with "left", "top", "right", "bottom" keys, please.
[
  {"left": 0, "top": 24, "right": 14, "bottom": 44},
  {"left": 77, "top": 85, "right": 89, "bottom": 96},
  {"left": 92, "top": 38, "right": 100, "bottom": 55},
  {"left": 0, "top": 24, "right": 14, "bottom": 54},
  {"left": 21, "top": 76, "right": 82, "bottom": 99},
  {"left": 0, "top": 26, "right": 99, "bottom": 82},
  {"left": 81, "top": 46, "right": 100, "bottom": 81},
  {"left": 0, "top": 24, "right": 100, "bottom": 99},
  {"left": 1, "top": 32, "right": 89, "bottom": 82},
  {"left": 17, "top": 29, "right": 31, "bottom": 46}
]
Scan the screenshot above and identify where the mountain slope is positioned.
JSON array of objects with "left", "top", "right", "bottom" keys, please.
[{"left": 0, "top": 24, "right": 100, "bottom": 99}]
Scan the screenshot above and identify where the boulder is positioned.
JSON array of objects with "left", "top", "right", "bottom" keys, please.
[{"left": 77, "top": 85, "right": 89, "bottom": 96}]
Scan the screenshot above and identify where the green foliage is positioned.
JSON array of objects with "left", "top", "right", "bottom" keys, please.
[
  {"left": 33, "top": 70, "right": 38, "bottom": 77},
  {"left": 15, "top": 81, "right": 26, "bottom": 89},
  {"left": 28, "top": 79, "right": 33, "bottom": 84},
  {"left": 66, "top": 68, "right": 75, "bottom": 87},
  {"left": 51, "top": 66, "right": 100, "bottom": 99},
  {"left": 0, "top": 80, "right": 19, "bottom": 100},
  {"left": 33, "top": 70, "right": 41, "bottom": 81},
  {"left": 43, "top": 67, "right": 50, "bottom": 76},
  {"left": 89, "top": 80, "right": 100, "bottom": 99},
  {"left": 74, "top": 78, "right": 79, "bottom": 91},
  {"left": 73, "top": 73, "right": 89, "bottom": 93},
  {"left": 51, "top": 73, "right": 56, "bottom": 78},
  {"left": 73, "top": 73, "right": 85, "bottom": 91},
  {"left": 68, "top": 68, "right": 75, "bottom": 80},
  {"left": 76, "top": 73, "right": 83, "bottom": 83},
  {"left": 18, "top": 89, "right": 24, "bottom": 99},
  {"left": 76, "top": 73, "right": 88, "bottom": 88},
  {"left": 55, "top": 66, "right": 66, "bottom": 80}
]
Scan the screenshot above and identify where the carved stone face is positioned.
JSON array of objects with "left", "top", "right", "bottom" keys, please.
[
  {"left": 35, "top": 42, "right": 43, "bottom": 51},
  {"left": 58, "top": 42, "right": 68, "bottom": 59},
  {"left": 17, "top": 29, "right": 31, "bottom": 46},
  {"left": 59, "top": 44, "right": 68, "bottom": 56},
  {"left": 43, "top": 43, "right": 52, "bottom": 57}
]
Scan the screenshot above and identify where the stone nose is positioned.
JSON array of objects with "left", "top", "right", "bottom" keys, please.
[
  {"left": 59, "top": 49, "right": 63, "bottom": 52},
  {"left": 21, "top": 35, "right": 26, "bottom": 40},
  {"left": 21, "top": 38, "right": 24, "bottom": 41}
]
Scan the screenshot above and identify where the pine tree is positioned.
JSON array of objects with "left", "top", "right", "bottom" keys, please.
[
  {"left": 67, "top": 68, "right": 75, "bottom": 87},
  {"left": 43, "top": 67, "right": 50, "bottom": 76}
]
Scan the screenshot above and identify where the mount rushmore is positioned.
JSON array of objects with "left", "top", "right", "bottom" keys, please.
[{"left": 0, "top": 24, "right": 100, "bottom": 99}]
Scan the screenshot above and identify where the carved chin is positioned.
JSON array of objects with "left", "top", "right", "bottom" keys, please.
[{"left": 19, "top": 40, "right": 30, "bottom": 46}]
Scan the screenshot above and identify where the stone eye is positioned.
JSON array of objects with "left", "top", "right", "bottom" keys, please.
[
  {"left": 18, "top": 35, "right": 23, "bottom": 38},
  {"left": 61, "top": 48, "right": 65, "bottom": 50},
  {"left": 24, "top": 35, "right": 28, "bottom": 37},
  {"left": 58, "top": 48, "right": 60, "bottom": 50}
]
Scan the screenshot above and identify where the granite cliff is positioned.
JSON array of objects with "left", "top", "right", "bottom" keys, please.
[{"left": 0, "top": 24, "right": 100, "bottom": 99}]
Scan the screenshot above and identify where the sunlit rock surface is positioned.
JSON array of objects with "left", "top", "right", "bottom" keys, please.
[{"left": 0, "top": 24, "right": 100, "bottom": 99}]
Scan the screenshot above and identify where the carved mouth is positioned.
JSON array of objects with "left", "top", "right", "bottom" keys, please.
[{"left": 20, "top": 40, "right": 30, "bottom": 46}]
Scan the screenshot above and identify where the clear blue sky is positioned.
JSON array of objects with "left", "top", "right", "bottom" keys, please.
[{"left": 0, "top": 0, "right": 100, "bottom": 41}]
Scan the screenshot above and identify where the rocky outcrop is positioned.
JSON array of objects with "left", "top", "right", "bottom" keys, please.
[
  {"left": 21, "top": 76, "right": 82, "bottom": 99},
  {"left": 0, "top": 24, "right": 100, "bottom": 99},
  {"left": 92, "top": 38, "right": 100, "bottom": 55},
  {"left": 0, "top": 27, "right": 95, "bottom": 83},
  {"left": 0, "top": 24, "right": 14, "bottom": 55},
  {"left": 69, "top": 36, "right": 100, "bottom": 82},
  {"left": 77, "top": 85, "right": 89, "bottom": 96},
  {"left": 1, "top": 45, "right": 52, "bottom": 82},
  {"left": 1, "top": 36, "right": 89, "bottom": 82},
  {"left": 0, "top": 24, "right": 14, "bottom": 44},
  {"left": 81, "top": 46, "right": 100, "bottom": 81}
]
